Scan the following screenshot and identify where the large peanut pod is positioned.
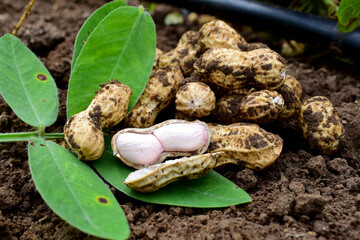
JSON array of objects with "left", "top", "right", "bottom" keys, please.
[
  {"left": 207, "top": 123, "right": 283, "bottom": 170},
  {"left": 198, "top": 20, "right": 247, "bottom": 52},
  {"left": 214, "top": 90, "right": 284, "bottom": 124},
  {"left": 194, "top": 48, "right": 287, "bottom": 90},
  {"left": 112, "top": 119, "right": 211, "bottom": 169},
  {"left": 298, "top": 96, "right": 344, "bottom": 154},
  {"left": 158, "top": 31, "right": 200, "bottom": 76},
  {"left": 123, "top": 65, "right": 184, "bottom": 128},
  {"left": 64, "top": 111, "right": 104, "bottom": 160},
  {"left": 124, "top": 153, "right": 216, "bottom": 192}
]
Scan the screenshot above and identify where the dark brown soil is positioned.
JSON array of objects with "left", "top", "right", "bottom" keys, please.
[{"left": 1, "top": 0, "right": 359, "bottom": 239}]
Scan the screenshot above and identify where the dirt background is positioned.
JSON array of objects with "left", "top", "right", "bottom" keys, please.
[{"left": 1, "top": 0, "right": 360, "bottom": 239}]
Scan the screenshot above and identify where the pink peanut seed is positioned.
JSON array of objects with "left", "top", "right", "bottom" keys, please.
[
  {"left": 153, "top": 123, "right": 208, "bottom": 152},
  {"left": 115, "top": 132, "right": 164, "bottom": 166}
]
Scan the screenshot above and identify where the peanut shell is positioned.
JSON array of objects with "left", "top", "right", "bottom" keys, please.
[
  {"left": 194, "top": 48, "right": 287, "bottom": 90},
  {"left": 87, "top": 82, "right": 132, "bottom": 129},
  {"left": 198, "top": 20, "right": 246, "bottom": 52},
  {"left": 175, "top": 82, "right": 216, "bottom": 118},
  {"left": 214, "top": 90, "right": 284, "bottom": 124},
  {"left": 298, "top": 96, "right": 344, "bottom": 154},
  {"left": 158, "top": 30, "right": 200, "bottom": 76},
  {"left": 207, "top": 123, "right": 283, "bottom": 170},
  {"left": 277, "top": 75, "right": 302, "bottom": 119},
  {"left": 64, "top": 111, "right": 104, "bottom": 160},
  {"left": 124, "top": 153, "right": 216, "bottom": 192},
  {"left": 123, "top": 65, "right": 184, "bottom": 128}
]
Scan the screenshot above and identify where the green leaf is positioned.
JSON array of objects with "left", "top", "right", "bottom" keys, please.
[
  {"left": 93, "top": 136, "right": 252, "bottom": 208},
  {"left": 0, "top": 34, "right": 59, "bottom": 127},
  {"left": 337, "top": 0, "right": 360, "bottom": 33},
  {"left": 72, "top": 0, "right": 127, "bottom": 69},
  {"left": 28, "top": 138, "right": 130, "bottom": 240},
  {"left": 67, "top": 6, "right": 156, "bottom": 118}
]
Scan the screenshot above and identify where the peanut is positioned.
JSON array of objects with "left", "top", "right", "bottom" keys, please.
[
  {"left": 123, "top": 65, "right": 184, "bottom": 128},
  {"left": 198, "top": 20, "right": 247, "bottom": 52},
  {"left": 64, "top": 82, "right": 132, "bottom": 160},
  {"left": 124, "top": 153, "right": 216, "bottom": 193},
  {"left": 175, "top": 82, "right": 216, "bottom": 118},
  {"left": 153, "top": 48, "right": 163, "bottom": 68},
  {"left": 214, "top": 90, "right": 284, "bottom": 124},
  {"left": 158, "top": 30, "right": 200, "bottom": 76},
  {"left": 198, "top": 20, "right": 269, "bottom": 53},
  {"left": 112, "top": 119, "right": 210, "bottom": 169},
  {"left": 194, "top": 48, "right": 287, "bottom": 90},
  {"left": 277, "top": 75, "right": 302, "bottom": 119},
  {"left": 298, "top": 96, "right": 344, "bottom": 154},
  {"left": 207, "top": 123, "right": 283, "bottom": 170}
]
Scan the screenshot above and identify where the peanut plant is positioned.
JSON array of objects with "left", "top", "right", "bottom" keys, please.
[{"left": 0, "top": 1, "right": 251, "bottom": 239}]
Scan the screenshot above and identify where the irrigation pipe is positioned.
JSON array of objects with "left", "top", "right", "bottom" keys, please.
[{"left": 155, "top": 0, "right": 360, "bottom": 60}]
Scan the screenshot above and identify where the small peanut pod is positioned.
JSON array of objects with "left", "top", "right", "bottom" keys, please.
[
  {"left": 112, "top": 119, "right": 211, "bottom": 169},
  {"left": 207, "top": 123, "right": 283, "bottom": 170},
  {"left": 87, "top": 82, "right": 133, "bottom": 129},
  {"left": 175, "top": 82, "right": 216, "bottom": 118},
  {"left": 239, "top": 90, "right": 284, "bottom": 123},
  {"left": 123, "top": 65, "right": 184, "bottom": 128},
  {"left": 194, "top": 48, "right": 287, "bottom": 90},
  {"left": 198, "top": 20, "right": 247, "bottom": 52},
  {"left": 283, "top": 74, "right": 302, "bottom": 99},
  {"left": 64, "top": 82, "right": 132, "bottom": 160},
  {"left": 124, "top": 153, "right": 216, "bottom": 193},
  {"left": 214, "top": 90, "right": 284, "bottom": 124},
  {"left": 277, "top": 75, "right": 302, "bottom": 119},
  {"left": 64, "top": 111, "right": 104, "bottom": 160},
  {"left": 158, "top": 30, "right": 200, "bottom": 76},
  {"left": 298, "top": 96, "right": 344, "bottom": 154}
]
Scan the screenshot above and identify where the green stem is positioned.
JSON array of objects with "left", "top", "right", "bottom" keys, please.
[{"left": 0, "top": 132, "right": 64, "bottom": 142}]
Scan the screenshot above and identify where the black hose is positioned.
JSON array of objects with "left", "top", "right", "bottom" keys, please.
[{"left": 155, "top": 0, "right": 360, "bottom": 60}]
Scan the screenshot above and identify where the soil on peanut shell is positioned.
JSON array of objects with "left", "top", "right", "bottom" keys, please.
[{"left": 1, "top": 0, "right": 360, "bottom": 239}]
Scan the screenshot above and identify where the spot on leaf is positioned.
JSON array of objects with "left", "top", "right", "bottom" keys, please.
[
  {"left": 36, "top": 73, "right": 48, "bottom": 82},
  {"left": 96, "top": 196, "right": 110, "bottom": 205}
]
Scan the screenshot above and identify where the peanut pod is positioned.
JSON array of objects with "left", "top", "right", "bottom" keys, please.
[
  {"left": 277, "top": 75, "right": 302, "bottom": 119},
  {"left": 214, "top": 90, "right": 284, "bottom": 124},
  {"left": 64, "top": 82, "right": 132, "bottom": 160},
  {"left": 112, "top": 119, "right": 211, "bottom": 169},
  {"left": 123, "top": 65, "right": 184, "bottom": 128},
  {"left": 158, "top": 30, "right": 200, "bottom": 76},
  {"left": 194, "top": 48, "right": 287, "bottom": 90},
  {"left": 298, "top": 96, "right": 344, "bottom": 154},
  {"left": 175, "top": 82, "right": 216, "bottom": 118}
]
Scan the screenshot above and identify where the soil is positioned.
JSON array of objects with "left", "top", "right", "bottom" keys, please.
[{"left": 1, "top": 0, "right": 360, "bottom": 239}]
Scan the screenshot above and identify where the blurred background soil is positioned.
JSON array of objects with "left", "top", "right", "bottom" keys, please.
[{"left": 0, "top": 0, "right": 359, "bottom": 239}]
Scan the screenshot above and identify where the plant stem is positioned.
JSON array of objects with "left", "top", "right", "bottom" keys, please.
[
  {"left": 12, "top": 0, "right": 36, "bottom": 36},
  {"left": 0, "top": 132, "right": 64, "bottom": 142}
]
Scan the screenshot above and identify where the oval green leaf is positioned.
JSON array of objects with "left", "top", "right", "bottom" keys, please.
[
  {"left": 72, "top": 0, "right": 127, "bottom": 68},
  {"left": 92, "top": 136, "right": 252, "bottom": 208},
  {"left": 0, "top": 34, "right": 59, "bottom": 127},
  {"left": 337, "top": 0, "right": 360, "bottom": 33},
  {"left": 28, "top": 138, "right": 130, "bottom": 240},
  {"left": 67, "top": 6, "right": 156, "bottom": 118}
]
